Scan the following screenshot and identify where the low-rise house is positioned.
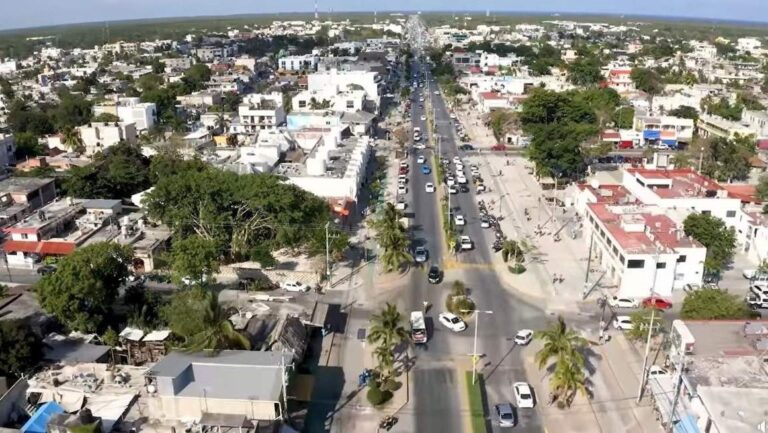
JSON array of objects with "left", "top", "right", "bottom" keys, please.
[
  {"left": 0, "top": 177, "right": 56, "bottom": 215},
  {"left": 278, "top": 54, "right": 318, "bottom": 72},
  {"left": 176, "top": 91, "right": 223, "bottom": 108},
  {"left": 145, "top": 350, "right": 294, "bottom": 422},
  {"left": 77, "top": 122, "right": 138, "bottom": 156},
  {"left": 632, "top": 110, "right": 695, "bottom": 148},
  {"left": 0, "top": 134, "right": 17, "bottom": 167}
]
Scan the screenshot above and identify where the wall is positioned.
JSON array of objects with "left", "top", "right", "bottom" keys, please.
[
  {"left": 150, "top": 395, "right": 279, "bottom": 421},
  {"left": 0, "top": 379, "right": 28, "bottom": 426}
]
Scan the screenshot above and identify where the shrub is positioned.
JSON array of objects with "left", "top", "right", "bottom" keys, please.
[
  {"left": 509, "top": 264, "right": 527, "bottom": 274},
  {"left": 366, "top": 381, "right": 393, "bottom": 406}
]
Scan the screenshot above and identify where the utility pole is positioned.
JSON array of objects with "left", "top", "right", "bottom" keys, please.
[
  {"left": 666, "top": 353, "right": 686, "bottom": 432},
  {"left": 637, "top": 244, "right": 662, "bottom": 403},
  {"left": 462, "top": 309, "right": 493, "bottom": 385},
  {"left": 325, "top": 222, "right": 334, "bottom": 292}
]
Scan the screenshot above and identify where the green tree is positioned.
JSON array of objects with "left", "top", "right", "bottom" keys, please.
[
  {"left": 51, "top": 91, "right": 93, "bottom": 130},
  {"left": 548, "top": 358, "right": 589, "bottom": 408},
  {"left": 182, "top": 63, "right": 212, "bottom": 92},
  {"left": 681, "top": 288, "right": 754, "bottom": 320},
  {"left": 7, "top": 99, "right": 54, "bottom": 136},
  {"left": 630, "top": 68, "right": 663, "bottom": 111},
  {"left": 700, "top": 135, "right": 754, "bottom": 182},
  {"left": 612, "top": 106, "right": 635, "bottom": 129},
  {"left": 92, "top": 112, "right": 121, "bottom": 123},
  {"left": 367, "top": 302, "right": 409, "bottom": 351},
  {"left": 668, "top": 105, "right": 699, "bottom": 120},
  {"left": 683, "top": 213, "right": 737, "bottom": 273},
  {"left": 757, "top": 174, "right": 768, "bottom": 202},
  {"left": 0, "top": 320, "right": 44, "bottom": 378},
  {"left": 500, "top": 240, "right": 525, "bottom": 263},
  {"left": 61, "top": 126, "right": 84, "bottom": 153},
  {"left": 137, "top": 73, "right": 164, "bottom": 92},
  {"left": 102, "top": 327, "right": 119, "bottom": 364},
  {"left": 63, "top": 141, "right": 151, "bottom": 199},
  {"left": 371, "top": 203, "right": 412, "bottom": 272},
  {"left": 567, "top": 56, "right": 603, "bottom": 86},
  {"left": 489, "top": 110, "right": 518, "bottom": 142},
  {"left": 14, "top": 132, "right": 44, "bottom": 160},
  {"left": 164, "top": 287, "right": 250, "bottom": 351},
  {"left": 169, "top": 235, "right": 221, "bottom": 285},
  {"left": 0, "top": 77, "right": 14, "bottom": 100},
  {"left": 534, "top": 316, "right": 588, "bottom": 407},
  {"left": 626, "top": 309, "right": 663, "bottom": 341},
  {"left": 36, "top": 242, "right": 133, "bottom": 332}
]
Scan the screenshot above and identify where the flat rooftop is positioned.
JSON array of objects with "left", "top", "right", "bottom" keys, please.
[
  {"left": 697, "top": 387, "right": 768, "bottom": 433},
  {"left": 274, "top": 135, "right": 362, "bottom": 179},
  {"left": 577, "top": 183, "right": 634, "bottom": 205},
  {"left": 588, "top": 203, "right": 700, "bottom": 254},
  {"left": 0, "top": 177, "right": 53, "bottom": 195},
  {"left": 9, "top": 199, "right": 85, "bottom": 231},
  {"left": 685, "top": 320, "right": 768, "bottom": 357},
  {"left": 625, "top": 167, "right": 727, "bottom": 200}
]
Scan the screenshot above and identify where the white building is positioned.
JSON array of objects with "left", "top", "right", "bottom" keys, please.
[
  {"left": 0, "top": 59, "right": 18, "bottom": 75},
  {"left": 584, "top": 202, "right": 705, "bottom": 298},
  {"left": 308, "top": 69, "right": 382, "bottom": 111},
  {"left": 77, "top": 122, "right": 138, "bottom": 156},
  {"left": 116, "top": 98, "right": 156, "bottom": 131},
  {"left": 632, "top": 110, "right": 695, "bottom": 148},
  {"left": 160, "top": 57, "right": 194, "bottom": 72},
  {"left": 278, "top": 54, "right": 318, "bottom": 72},
  {"left": 292, "top": 88, "right": 367, "bottom": 113},
  {"left": 238, "top": 93, "right": 286, "bottom": 136},
  {"left": 737, "top": 37, "right": 762, "bottom": 53}
]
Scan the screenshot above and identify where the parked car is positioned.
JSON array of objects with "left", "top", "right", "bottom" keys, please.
[
  {"left": 398, "top": 185, "right": 408, "bottom": 195},
  {"left": 281, "top": 280, "right": 311, "bottom": 292},
  {"left": 37, "top": 264, "right": 57, "bottom": 275},
  {"left": 491, "top": 144, "right": 507, "bottom": 151},
  {"left": 454, "top": 214, "right": 466, "bottom": 226},
  {"left": 608, "top": 296, "right": 639, "bottom": 309},
  {"left": 438, "top": 312, "right": 467, "bottom": 332},
  {"left": 425, "top": 182, "right": 435, "bottom": 193},
  {"left": 648, "top": 365, "right": 668, "bottom": 377},
  {"left": 494, "top": 403, "right": 517, "bottom": 428},
  {"left": 417, "top": 155, "right": 426, "bottom": 164},
  {"left": 395, "top": 200, "right": 407, "bottom": 210},
  {"left": 446, "top": 176, "right": 456, "bottom": 186},
  {"left": 448, "top": 185, "right": 458, "bottom": 194},
  {"left": 459, "top": 184, "right": 469, "bottom": 193},
  {"left": 642, "top": 296, "right": 673, "bottom": 310},
  {"left": 459, "top": 144, "right": 475, "bottom": 151},
  {"left": 427, "top": 265, "right": 442, "bottom": 284},
  {"left": 480, "top": 216, "right": 491, "bottom": 228},
  {"left": 513, "top": 382, "right": 535, "bottom": 408},
  {"left": 414, "top": 246, "right": 428, "bottom": 263},
  {"left": 514, "top": 329, "right": 534, "bottom": 345}
]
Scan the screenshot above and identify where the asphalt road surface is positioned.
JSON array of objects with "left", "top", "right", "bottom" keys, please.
[{"left": 403, "top": 60, "right": 548, "bottom": 433}]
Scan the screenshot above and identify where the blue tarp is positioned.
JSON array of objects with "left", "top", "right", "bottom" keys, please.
[
  {"left": 662, "top": 139, "right": 678, "bottom": 147},
  {"left": 644, "top": 129, "right": 662, "bottom": 139},
  {"left": 21, "top": 401, "right": 65, "bottom": 433},
  {"left": 674, "top": 415, "right": 701, "bottom": 433}
]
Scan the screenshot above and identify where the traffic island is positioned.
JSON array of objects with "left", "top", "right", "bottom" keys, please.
[{"left": 464, "top": 371, "right": 489, "bottom": 433}]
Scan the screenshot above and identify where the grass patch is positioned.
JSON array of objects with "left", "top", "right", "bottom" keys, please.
[{"left": 465, "top": 371, "right": 488, "bottom": 433}]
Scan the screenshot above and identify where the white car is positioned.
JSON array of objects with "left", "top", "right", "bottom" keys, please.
[
  {"left": 414, "top": 246, "right": 428, "bottom": 263},
  {"left": 613, "top": 316, "right": 634, "bottom": 331},
  {"left": 398, "top": 185, "right": 407, "bottom": 195},
  {"left": 448, "top": 185, "right": 458, "bottom": 194},
  {"left": 743, "top": 269, "right": 758, "bottom": 279},
  {"left": 608, "top": 296, "right": 639, "bottom": 309},
  {"left": 460, "top": 235, "right": 473, "bottom": 250},
  {"left": 438, "top": 312, "right": 467, "bottom": 332},
  {"left": 514, "top": 329, "right": 533, "bottom": 346},
  {"left": 413, "top": 142, "right": 426, "bottom": 150},
  {"left": 417, "top": 155, "right": 426, "bottom": 164},
  {"left": 648, "top": 365, "right": 669, "bottom": 377},
  {"left": 425, "top": 182, "right": 435, "bottom": 193},
  {"left": 434, "top": 90, "right": 439, "bottom": 95},
  {"left": 455, "top": 162, "right": 464, "bottom": 171},
  {"left": 281, "top": 280, "right": 310, "bottom": 292},
  {"left": 398, "top": 174, "right": 407, "bottom": 183},
  {"left": 446, "top": 176, "right": 456, "bottom": 186},
  {"left": 450, "top": 113, "right": 457, "bottom": 119},
  {"left": 420, "top": 115, "right": 426, "bottom": 121},
  {"left": 456, "top": 175, "right": 468, "bottom": 184},
  {"left": 395, "top": 200, "right": 407, "bottom": 210},
  {"left": 399, "top": 160, "right": 409, "bottom": 168},
  {"left": 453, "top": 156, "right": 461, "bottom": 164},
  {"left": 513, "top": 382, "right": 535, "bottom": 408},
  {"left": 454, "top": 214, "right": 466, "bottom": 226},
  {"left": 419, "top": 97, "right": 424, "bottom": 102}
]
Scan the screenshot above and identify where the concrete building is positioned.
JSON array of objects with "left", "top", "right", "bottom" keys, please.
[
  {"left": 292, "top": 88, "right": 368, "bottom": 113},
  {"left": 160, "top": 57, "right": 194, "bottom": 72},
  {"left": 238, "top": 93, "right": 286, "bottom": 136},
  {"left": 77, "top": 122, "right": 138, "bottom": 156},
  {"left": 307, "top": 69, "right": 382, "bottom": 111},
  {"left": 632, "top": 110, "right": 695, "bottom": 148},
  {"left": 0, "top": 177, "right": 56, "bottom": 211},
  {"left": 145, "top": 350, "right": 294, "bottom": 421},
  {"left": 176, "top": 91, "right": 223, "bottom": 108},
  {"left": 605, "top": 67, "right": 635, "bottom": 94},
  {"left": 278, "top": 54, "right": 318, "bottom": 72},
  {"left": 698, "top": 114, "right": 762, "bottom": 142},
  {"left": 116, "top": 99, "right": 156, "bottom": 131},
  {"left": 0, "top": 134, "right": 17, "bottom": 167},
  {"left": 584, "top": 203, "right": 705, "bottom": 298}
]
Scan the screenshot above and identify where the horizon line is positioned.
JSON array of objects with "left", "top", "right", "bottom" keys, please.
[{"left": 2, "top": 9, "right": 768, "bottom": 34}]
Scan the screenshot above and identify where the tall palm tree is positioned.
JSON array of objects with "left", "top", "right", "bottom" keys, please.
[
  {"left": 501, "top": 240, "right": 525, "bottom": 264},
  {"left": 373, "top": 344, "right": 396, "bottom": 376},
  {"left": 549, "top": 358, "right": 589, "bottom": 407},
  {"left": 215, "top": 113, "right": 230, "bottom": 133},
  {"left": 184, "top": 291, "right": 251, "bottom": 352},
  {"left": 61, "top": 126, "right": 84, "bottom": 153},
  {"left": 367, "top": 302, "right": 409, "bottom": 349},
  {"left": 379, "top": 233, "right": 412, "bottom": 272},
  {"left": 534, "top": 315, "right": 587, "bottom": 371}
]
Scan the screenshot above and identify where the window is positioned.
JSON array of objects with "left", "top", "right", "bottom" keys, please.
[
  {"left": 620, "top": 254, "right": 625, "bottom": 264},
  {"left": 298, "top": 100, "right": 307, "bottom": 108},
  {"left": 701, "top": 210, "right": 711, "bottom": 216},
  {"left": 726, "top": 210, "right": 736, "bottom": 218},
  {"left": 346, "top": 100, "right": 354, "bottom": 108},
  {"left": 627, "top": 259, "right": 645, "bottom": 269},
  {"left": 612, "top": 246, "right": 619, "bottom": 256},
  {"left": 656, "top": 262, "right": 667, "bottom": 269},
  {"left": 676, "top": 255, "right": 686, "bottom": 263}
]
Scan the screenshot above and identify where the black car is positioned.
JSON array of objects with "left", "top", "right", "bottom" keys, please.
[
  {"left": 459, "top": 184, "right": 469, "bottom": 193},
  {"left": 459, "top": 144, "right": 475, "bottom": 151},
  {"left": 427, "top": 266, "right": 442, "bottom": 284},
  {"left": 37, "top": 264, "right": 57, "bottom": 275}
]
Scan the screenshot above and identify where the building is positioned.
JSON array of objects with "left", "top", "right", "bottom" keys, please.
[
  {"left": 646, "top": 320, "right": 768, "bottom": 433},
  {"left": 278, "top": 54, "right": 318, "bottom": 72},
  {"left": 292, "top": 88, "right": 368, "bottom": 113},
  {"left": 584, "top": 203, "right": 705, "bottom": 298},
  {"left": 116, "top": 99, "right": 156, "bottom": 131},
  {"left": 238, "top": 93, "right": 286, "bottom": 136},
  {"left": 0, "top": 134, "right": 16, "bottom": 167},
  {"left": 145, "top": 350, "right": 294, "bottom": 421},
  {"left": 632, "top": 110, "right": 695, "bottom": 148},
  {"left": 0, "top": 177, "right": 56, "bottom": 212},
  {"left": 176, "top": 91, "right": 223, "bottom": 108},
  {"left": 737, "top": 37, "right": 762, "bottom": 53},
  {"left": 307, "top": 69, "right": 382, "bottom": 111},
  {"left": 697, "top": 114, "right": 761, "bottom": 142},
  {"left": 605, "top": 67, "right": 635, "bottom": 94},
  {"left": 77, "top": 122, "right": 138, "bottom": 156},
  {"left": 193, "top": 47, "right": 230, "bottom": 62},
  {"left": 160, "top": 57, "right": 194, "bottom": 72}
]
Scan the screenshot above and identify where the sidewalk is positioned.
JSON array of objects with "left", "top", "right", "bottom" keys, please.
[{"left": 521, "top": 333, "right": 664, "bottom": 433}]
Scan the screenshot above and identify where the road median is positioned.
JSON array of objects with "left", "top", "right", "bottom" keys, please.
[{"left": 464, "top": 370, "right": 489, "bottom": 433}]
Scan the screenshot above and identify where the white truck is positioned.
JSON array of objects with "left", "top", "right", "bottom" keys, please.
[{"left": 410, "top": 311, "right": 427, "bottom": 344}]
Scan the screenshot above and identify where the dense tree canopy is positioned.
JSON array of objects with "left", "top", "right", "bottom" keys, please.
[
  {"left": 63, "top": 142, "right": 151, "bottom": 199},
  {"left": 703, "top": 97, "right": 743, "bottom": 121},
  {"left": 169, "top": 235, "right": 221, "bottom": 284},
  {"left": 0, "top": 320, "right": 44, "bottom": 378},
  {"left": 145, "top": 163, "right": 347, "bottom": 264},
  {"left": 700, "top": 135, "right": 755, "bottom": 182},
  {"left": 630, "top": 68, "right": 663, "bottom": 97},
  {"left": 567, "top": 56, "right": 603, "bottom": 86},
  {"left": 681, "top": 288, "right": 754, "bottom": 320},
  {"left": 683, "top": 213, "right": 737, "bottom": 273},
  {"left": 668, "top": 105, "right": 699, "bottom": 120},
  {"left": 37, "top": 242, "right": 134, "bottom": 332}
]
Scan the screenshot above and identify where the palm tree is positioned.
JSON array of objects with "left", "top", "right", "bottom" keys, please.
[
  {"left": 367, "top": 302, "right": 409, "bottom": 349},
  {"left": 549, "top": 358, "right": 589, "bottom": 407},
  {"left": 534, "top": 316, "right": 587, "bottom": 371},
  {"left": 373, "top": 344, "right": 395, "bottom": 376},
  {"left": 184, "top": 291, "right": 251, "bottom": 352},
  {"left": 215, "top": 113, "right": 230, "bottom": 133},
  {"left": 373, "top": 203, "right": 412, "bottom": 272},
  {"left": 61, "top": 126, "right": 84, "bottom": 153},
  {"left": 501, "top": 240, "right": 525, "bottom": 263}
]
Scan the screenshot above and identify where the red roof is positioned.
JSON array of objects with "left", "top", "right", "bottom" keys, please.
[
  {"left": 722, "top": 184, "right": 760, "bottom": 203},
  {"left": 3, "top": 240, "right": 76, "bottom": 256},
  {"left": 469, "top": 66, "right": 482, "bottom": 74},
  {"left": 480, "top": 92, "right": 505, "bottom": 100}
]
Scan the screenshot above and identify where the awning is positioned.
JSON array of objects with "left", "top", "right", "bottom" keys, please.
[
  {"left": 644, "top": 130, "right": 661, "bottom": 139},
  {"left": 662, "top": 139, "right": 677, "bottom": 146},
  {"left": 3, "top": 240, "right": 40, "bottom": 254},
  {"left": 673, "top": 415, "right": 701, "bottom": 433},
  {"left": 38, "top": 241, "right": 76, "bottom": 255}
]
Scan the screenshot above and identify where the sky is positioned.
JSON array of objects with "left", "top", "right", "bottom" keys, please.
[{"left": 2, "top": 0, "right": 768, "bottom": 31}]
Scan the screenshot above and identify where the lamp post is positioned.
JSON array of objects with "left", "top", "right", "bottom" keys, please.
[
  {"left": 637, "top": 244, "right": 662, "bottom": 403},
  {"left": 461, "top": 309, "right": 494, "bottom": 385}
]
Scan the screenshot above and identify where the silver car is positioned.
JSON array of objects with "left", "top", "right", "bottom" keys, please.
[
  {"left": 495, "top": 403, "right": 517, "bottom": 427},
  {"left": 414, "top": 246, "right": 428, "bottom": 263}
]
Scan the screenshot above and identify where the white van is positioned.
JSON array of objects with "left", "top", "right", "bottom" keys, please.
[{"left": 413, "top": 127, "right": 422, "bottom": 141}]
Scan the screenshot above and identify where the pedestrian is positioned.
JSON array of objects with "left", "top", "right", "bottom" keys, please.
[
  {"left": 598, "top": 328, "right": 605, "bottom": 344},
  {"left": 423, "top": 301, "right": 429, "bottom": 312}
]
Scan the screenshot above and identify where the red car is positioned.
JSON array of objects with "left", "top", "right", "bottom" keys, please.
[
  {"left": 642, "top": 296, "right": 673, "bottom": 310},
  {"left": 491, "top": 144, "right": 507, "bottom": 151}
]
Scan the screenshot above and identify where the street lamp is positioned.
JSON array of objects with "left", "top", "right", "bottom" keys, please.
[{"left": 461, "top": 309, "right": 494, "bottom": 385}]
